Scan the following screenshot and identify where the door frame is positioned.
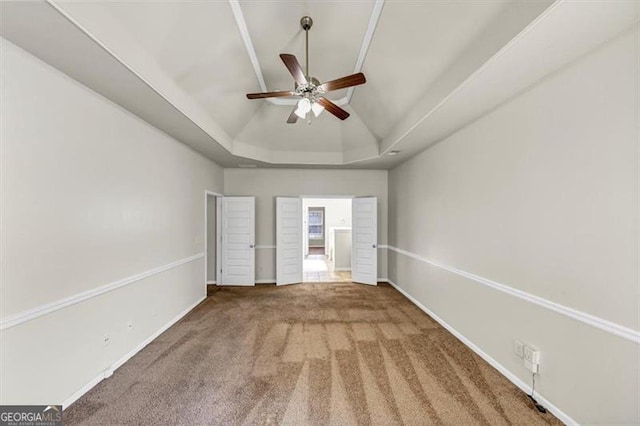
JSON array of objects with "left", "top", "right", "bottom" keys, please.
[
  {"left": 204, "top": 190, "right": 223, "bottom": 288},
  {"left": 299, "top": 195, "right": 355, "bottom": 280}
]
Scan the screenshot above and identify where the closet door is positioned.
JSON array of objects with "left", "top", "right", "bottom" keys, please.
[{"left": 351, "top": 197, "right": 377, "bottom": 285}]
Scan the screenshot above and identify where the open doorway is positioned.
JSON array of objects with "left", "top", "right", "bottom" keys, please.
[
  {"left": 204, "top": 191, "right": 223, "bottom": 290},
  {"left": 302, "top": 197, "right": 352, "bottom": 283}
]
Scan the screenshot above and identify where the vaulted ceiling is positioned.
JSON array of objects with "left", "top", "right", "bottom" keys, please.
[{"left": 1, "top": 0, "right": 637, "bottom": 168}]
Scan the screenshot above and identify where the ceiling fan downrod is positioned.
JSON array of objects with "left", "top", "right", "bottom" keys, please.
[{"left": 300, "top": 16, "right": 313, "bottom": 79}]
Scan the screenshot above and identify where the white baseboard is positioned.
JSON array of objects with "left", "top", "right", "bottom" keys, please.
[
  {"left": 386, "top": 279, "right": 577, "bottom": 426},
  {"left": 206, "top": 281, "right": 216, "bottom": 285},
  {"left": 377, "top": 278, "right": 389, "bottom": 283},
  {"left": 334, "top": 267, "right": 351, "bottom": 272},
  {"left": 61, "top": 296, "right": 206, "bottom": 409},
  {"left": 255, "top": 279, "right": 276, "bottom": 284}
]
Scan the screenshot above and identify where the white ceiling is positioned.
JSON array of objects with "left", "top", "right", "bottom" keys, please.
[{"left": 1, "top": 0, "right": 637, "bottom": 168}]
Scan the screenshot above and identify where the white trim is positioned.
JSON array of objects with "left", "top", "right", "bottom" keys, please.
[
  {"left": 204, "top": 190, "right": 223, "bottom": 287},
  {"left": 386, "top": 245, "right": 640, "bottom": 344},
  {"left": 62, "top": 374, "right": 104, "bottom": 411},
  {"left": 207, "top": 281, "right": 216, "bottom": 285},
  {"left": 0, "top": 253, "right": 205, "bottom": 331},
  {"left": 62, "top": 296, "right": 205, "bottom": 409},
  {"left": 255, "top": 245, "right": 276, "bottom": 249},
  {"left": 380, "top": 1, "right": 563, "bottom": 156},
  {"left": 228, "top": 0, "right": 266, "bottom": 93},
  {"left": 386, "top": 279, "right": 576, "bottom": 426},
  {"left": 346, "top": 0, "right": 385, "bottom": 102},
  {"left": 377, "top": 278, "right": 389, "bottom": 283},
  {"left": 255, "top": 279, "right": 276, "bottom": 284},
  {"left": 300, "top": 195, "right": 356, "bottom": 199},
  {"left": 334, "top": 267, "right": 352, "bottom": 272},
  {"left": 216, "top": 196, "right": 222, "bottom": 285},
  {"left": 46, "top": 1, "right": 235, "bottom": 153}
]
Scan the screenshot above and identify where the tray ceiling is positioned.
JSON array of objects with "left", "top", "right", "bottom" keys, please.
[{"left": 1, "top": 0, "right": 637, "bottom": 168}]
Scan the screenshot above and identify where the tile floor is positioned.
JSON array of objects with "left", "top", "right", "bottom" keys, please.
[{"left": 303, "top": 254, "right": 351, "bottom": 282}]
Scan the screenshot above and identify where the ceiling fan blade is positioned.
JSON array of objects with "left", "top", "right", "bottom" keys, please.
[
  {"left": 317, "top": 98, "right": 350, "bottom": 120},
  {"left": 287, "top": 106, "right": 298, "bottom": 124},
  {"left": 318, "top": 73, "right": 366, "bottom": 92},
  {"left": 280, "top": 54, "right": 308, "bottom": 86},
  {"left": 246, "top": 91, "right": 295, "bottom": 99}
]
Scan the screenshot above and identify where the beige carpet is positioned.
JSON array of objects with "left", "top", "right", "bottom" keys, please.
[{"left": 65, "top": 282, "right": 562, "bottom": 425}]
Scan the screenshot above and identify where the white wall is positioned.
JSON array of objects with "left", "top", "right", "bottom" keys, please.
[
  {"left": 333, "top": 230, "right": 352, "bottom": 270},
  {"left": 224, "top": 169, "right": 388, "bottom": 282},
  {"left": 0, "top": 39, "right": 224, "bottom": 406},
  {"left": 387, "top": 25, "right": 639, "bottom": 424},
  {"left": 302, "top": 198, "right": 352, "bottom": 254}
]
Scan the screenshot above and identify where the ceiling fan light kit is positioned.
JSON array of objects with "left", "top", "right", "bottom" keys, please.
[{"left": 246, "top": 16, "right": 366, "bottom": 124}]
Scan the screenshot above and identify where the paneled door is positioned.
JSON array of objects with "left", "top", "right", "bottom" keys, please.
[
  {"left": 276, "top": 197, "right": 303, "bottom": 285},
  {"left": 221, "top": 197, "right": 255, "bottom": 286},
  {"left": 351, "top": 197, "right": 377, "bottom": 285}
]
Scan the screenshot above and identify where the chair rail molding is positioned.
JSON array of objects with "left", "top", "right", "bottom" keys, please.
[
  {"left": 386, "top": 245, "right": 640, "bottom": 344},
  {"left": 0, "top": 253, "right": 205, "bottom": 331}
]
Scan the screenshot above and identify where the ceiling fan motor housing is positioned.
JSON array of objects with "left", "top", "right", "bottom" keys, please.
[{"left": 295, "top": 77, "right": 321, "bottom": 92}]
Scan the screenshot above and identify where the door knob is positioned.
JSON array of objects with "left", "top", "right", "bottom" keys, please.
[
  {"left": 250, "top": 244, "right": 255, "bottom": 248},
  {"left": 372, "top": 244, "right": 377, "bottom": 248}
]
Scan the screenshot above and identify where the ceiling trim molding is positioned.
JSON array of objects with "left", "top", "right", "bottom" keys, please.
[
  {"left": 46, "top": 0, "right": 235, "bottom": 152},
  {"left": 229, "top": 0, "right": 267, "bottom": 93},
  {"left": 229, "top": 0, "right": 383, "bottom": 107},
  {"left": 379, "top": 0, "right": 563, "bottom": 156},
  {"left": 347, "top": 0, "right": 385, "bottom": 102}
]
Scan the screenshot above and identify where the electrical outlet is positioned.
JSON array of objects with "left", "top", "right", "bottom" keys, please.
[
  {"left": 523, "top": 345, "right": 541, "bottom": 373},
  {"left": 524, "top": 358, "right": 540, "bottom": 373},
  {"left": 524, "top": 345, "right": 541, "bottom": 364},
  {"left": 514, "top": 340, "right": 524, "bottom": 358}
]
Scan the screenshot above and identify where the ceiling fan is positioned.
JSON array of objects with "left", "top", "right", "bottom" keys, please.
[{"left": 246, "top": 16, "right": 366, "bottom": 124}]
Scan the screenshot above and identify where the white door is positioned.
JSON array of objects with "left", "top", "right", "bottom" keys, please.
[
  {"left": 221, "top": 197, "right": 255, "bottom": 286},
  {"left": 352, "top": 197, "right": 378, "bottom": 285},
  {"left": 277, "top": 197, "right": 303, "bottom": 285}
]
